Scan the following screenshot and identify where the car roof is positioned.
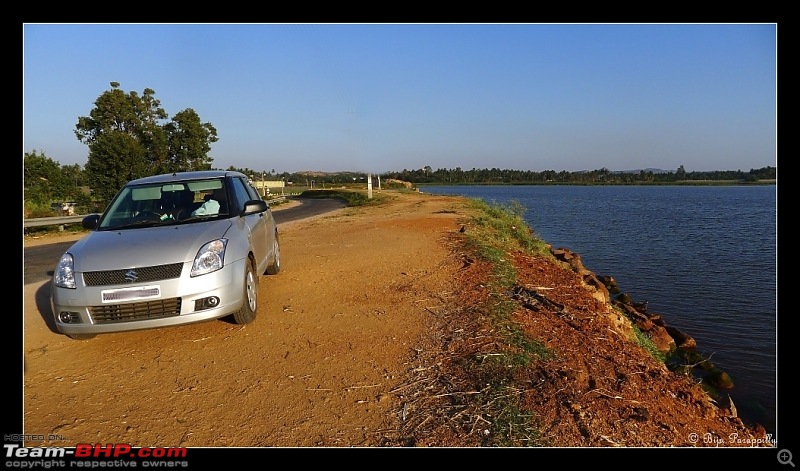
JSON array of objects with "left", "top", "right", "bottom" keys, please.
[{"left": 126, "top": 170, "right": 246, "bottom": 186}]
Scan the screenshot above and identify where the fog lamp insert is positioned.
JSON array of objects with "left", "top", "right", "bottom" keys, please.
[
  {"left": 194, "top": 297, "right": 220, "bottom": 311},
  {"left": 58, "top": 312, "right": 81, "bottom": 324}
]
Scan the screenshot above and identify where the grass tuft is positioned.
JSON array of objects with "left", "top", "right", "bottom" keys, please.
[
  {"left": 451, "top": 198, "right": 557, "bottom": 446},
  {"left": 487, "top": 385, "right": 547, "bottom": 447},
  {"left": 631, "top": 324, "right": 667, "bottom": 363}
]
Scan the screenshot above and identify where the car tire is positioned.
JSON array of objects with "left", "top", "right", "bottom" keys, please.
[
  {"left": 232, "top": 258, "right": 258, "bottom": 325},
  {"left": 266, "top": 233, "right": 281, "bottom": 275}
]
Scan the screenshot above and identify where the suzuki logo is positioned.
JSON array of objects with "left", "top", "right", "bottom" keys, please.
[{"left": 124, "top": 270, "right": 139, "bottom": 283}]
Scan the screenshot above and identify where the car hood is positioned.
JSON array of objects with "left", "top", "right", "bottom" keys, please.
[{"left": 66, "top": 219, "right": 233, "bottom": 272}]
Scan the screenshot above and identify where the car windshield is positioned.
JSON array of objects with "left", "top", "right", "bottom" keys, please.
[{"left": 98, "top": 178, "right": 230, "bottom": 230}]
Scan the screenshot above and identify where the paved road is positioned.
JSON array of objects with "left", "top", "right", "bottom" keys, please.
[
  {"left": 22, "top": 197, "right": 346, "bottom": 286},
  {"left": 272, "top": 196, "right": 346, "bottom": 226}
]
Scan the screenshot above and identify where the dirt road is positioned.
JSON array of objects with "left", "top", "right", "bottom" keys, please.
[{"left": 22, "top": 190, "right": 468, "bottom": 447}]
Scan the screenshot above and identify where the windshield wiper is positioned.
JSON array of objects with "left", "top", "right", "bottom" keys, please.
[
  {"left": 179, "top": 214, "right": 221, "bottom": 223},
  {"left": 103, "top": 219, "right": 165, "bottom": 230}
]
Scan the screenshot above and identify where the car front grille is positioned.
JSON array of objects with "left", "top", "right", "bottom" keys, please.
[
  {"left": 83, "top": 263, "right": 184, "bottom": 286},
  {"left": 89, "top": 298, "right": 182, "bottom": 324}
]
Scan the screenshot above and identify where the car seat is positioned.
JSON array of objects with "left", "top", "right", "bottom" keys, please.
[
  {"left": 211, "top": 188, "right": 228, "bottom": 214},
  {"left": 173, "top": 191, "right": 195, "bottom": 220},
  {"left": 159, "top": 192, "right": 179, "bottom": 216}
]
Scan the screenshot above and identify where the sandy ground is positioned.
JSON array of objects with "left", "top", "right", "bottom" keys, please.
[{"left": 22, "top": 190, "right": 468, "bottom": 447}]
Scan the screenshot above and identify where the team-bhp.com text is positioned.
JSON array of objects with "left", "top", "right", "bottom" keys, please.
[{"left": 5, "top": 444, "right": 188, "bottom": 468}]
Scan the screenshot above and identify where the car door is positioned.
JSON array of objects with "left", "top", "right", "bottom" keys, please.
[{"left": 230, "top": 177, "right": 270, "bottom": 273}]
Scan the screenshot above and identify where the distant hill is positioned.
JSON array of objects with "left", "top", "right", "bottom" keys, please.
[
  {"left": 294, "top": 170, "right": 369, "bottom": 177},
  {"left": 294, "top": 170, "right": 335, "bottom": 177},
  {"left": 572, "top": 168, "right": 671, "bottom": 174},
  {"left": 615, "top": 168, "right": 671, "bottom": 174}
]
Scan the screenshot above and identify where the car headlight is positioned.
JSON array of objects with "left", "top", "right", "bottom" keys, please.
[
  {"left": 191, "top": 239, "right": 228, "bottom": 277},
  {"left": 54, "top": 253, "right": 76, "bottom": 289}
]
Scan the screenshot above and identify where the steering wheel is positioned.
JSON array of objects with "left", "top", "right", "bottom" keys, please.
[
  {"left": 173, "top": 208, "right": 188, "bottom": 220},
  {"left": 133, "top": 210, "right": 163, "bottom": 222}
]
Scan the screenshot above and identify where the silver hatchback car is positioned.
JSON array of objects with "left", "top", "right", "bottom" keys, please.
[{"left": 50, "top": 170, "right": 281, "bottom": 340}]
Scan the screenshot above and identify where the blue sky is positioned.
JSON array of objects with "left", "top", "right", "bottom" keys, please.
[{"left": 22, "top": 23, "right": 777, "bottom": 174}]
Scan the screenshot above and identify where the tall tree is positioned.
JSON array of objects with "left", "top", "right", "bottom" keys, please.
[
  {"left": 164, "top": 108, "right": 218, "bottom": 172},
  {"left": 75, "top": 82, "right": 218, "bottom": 202},
  {"left": 83, "top": 132, "right": 148, "bottom": 203}
]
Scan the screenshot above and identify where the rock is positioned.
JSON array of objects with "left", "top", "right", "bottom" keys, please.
[
  {"left": 706, "top": 369, "right": 735, "bottom": 389},
  {"left": 597, "top": 275, "right": 619, "bottom": 294},
  {"left": 720, "top": 394, "right": 738, "bottom": 417},
  {"left": 582, "top": 273, "right": 610, "bottom": 303},
  {"left": 666, "top": 325, "right": 697, "bottom": 349},
  {"left": 645, "top": 325, "right": 677, "bottom": 354},
  {"left": 630, "top": 300, "right": 649, "bottom": 313},
  {"left": 616, "top": 292, "right": 633, "bottom": 305},
  {"left": 551, "top": 247, "right": 592, "bottom": 276}
]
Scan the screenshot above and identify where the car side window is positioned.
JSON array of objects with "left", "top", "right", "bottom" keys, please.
[
  {"left": 230, "top": 178, "right": 252, "bottom": 215},
  {"left": 247, "top": 180, "right": 262, "bottom": 201}
]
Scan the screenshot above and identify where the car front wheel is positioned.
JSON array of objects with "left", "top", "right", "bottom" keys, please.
[{"left": 231, "top": 259, "right": 258, "bottom": 324}]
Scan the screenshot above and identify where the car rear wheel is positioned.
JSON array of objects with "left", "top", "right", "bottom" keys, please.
[
  {"left": 231, "top": 259, "right": 258, "bottom": 325},
  {"left": 266, "top": 234, "right": 281, "bottom": 275}
]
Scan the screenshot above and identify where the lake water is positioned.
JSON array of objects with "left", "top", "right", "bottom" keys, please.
[{"left": 422, "top": 184, "right": 777, "bottom": 435}]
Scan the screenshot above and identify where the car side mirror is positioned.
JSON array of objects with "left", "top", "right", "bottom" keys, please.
[
  {"left": 82, "top": 214, "right": 101, "bottom": 230},
  {"left": 242, "top": 200, "right": 268, "bottom": 216}
]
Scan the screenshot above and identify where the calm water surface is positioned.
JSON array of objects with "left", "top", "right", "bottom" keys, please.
[{"left": 423, "top": 184, "right": 777, "bottom": 435}]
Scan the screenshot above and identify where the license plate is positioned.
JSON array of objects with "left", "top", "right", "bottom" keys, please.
[{"left": 101, "top": 285, "right": 161, "bottom": 303}]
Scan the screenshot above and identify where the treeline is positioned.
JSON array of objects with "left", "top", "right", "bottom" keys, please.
[
  {"left": 23, "top": 80, "right": 776, "bottom": 218},
  {"left": 22, "top": 150, "right": 381, "bottom": 217},
  {"left": 221, "top": 166, "right": 371, "bottom": 187},
  {"left": 24, "top": 151, "right": 776, "bottom": 219},
  {"left": 382, "top": 165, "right": 776, "bottom": 185}
]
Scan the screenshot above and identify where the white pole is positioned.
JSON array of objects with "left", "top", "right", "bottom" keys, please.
[{"left": 367, "top": 173, "right": 373, "bottom": 199}]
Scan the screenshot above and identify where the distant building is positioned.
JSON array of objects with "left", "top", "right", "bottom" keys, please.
[
  {"left": 251, "top": 180, "right": 286, "bottom": 196},
  {"left": 51, "top": 202, "right": 78, "bottom": 215},
  {"left": 252, "top": 180, "right": 285, "bottom": 190}
]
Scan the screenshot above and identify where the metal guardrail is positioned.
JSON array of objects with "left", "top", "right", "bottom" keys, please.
[
  {"left": 23, "top": 215, "right": 85, "bottom": 229},
  {"left": 23, "top": 197, "right": 289, "bottom": 229}
]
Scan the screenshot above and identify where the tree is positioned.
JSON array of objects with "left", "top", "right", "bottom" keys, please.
[
  {"left": 84, "top": 132, "right": 148, "bottom": 203},
  {"left": 164, "top": 109, "right": 218, "bottom": 171},
  {"left": 23, "top": 150, "right": 95, "bottom": 215},
  {"left": 23, "top": 150, "right": 64, "bottom": 206},
  {"left": 75, "top": 82, "right": 218, "bottom": 202}
]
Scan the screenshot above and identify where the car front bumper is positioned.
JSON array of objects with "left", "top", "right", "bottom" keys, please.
[{"left": 50, "top": 258, "right": 248, "bottom": 336}]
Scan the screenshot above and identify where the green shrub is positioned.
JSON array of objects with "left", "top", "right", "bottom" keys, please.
[{"left": 24, "top": 201, "right": 60, "bottom": 219}]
